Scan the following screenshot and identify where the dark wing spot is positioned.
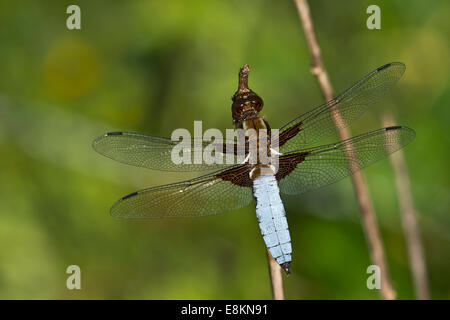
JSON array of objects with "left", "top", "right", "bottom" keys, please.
[
  {"left": 377, "top": 63, "right": 391, "bottom": 72},
  {"left": 386, "top": 126, "right": 402, "bottom": 131},
  {"left": 277, "top": 122, "right": 303, "bottom": 148},
  {"left": 107, "top": 131, "right": 123, "bottom": 136},
  {"left": 121, "top": 191, "right": 138, "bottom": 200},
  {"left": 275, "top": 152, "right": 309, "bottom": 181},
  {"left": 216, "top": 164, "right": 252, "bottom": 187}
]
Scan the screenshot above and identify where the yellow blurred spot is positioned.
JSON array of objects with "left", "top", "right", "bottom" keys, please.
[
  {"left": 43, "top": 38, "right": 101, "bottom": 98},
  {"left": 402, "top": 29, "right": 448, "bottom": 88}
]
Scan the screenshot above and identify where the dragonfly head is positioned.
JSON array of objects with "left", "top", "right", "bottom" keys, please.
[{"left": 231, "top": 64, "right": 264, "bottom": 128}]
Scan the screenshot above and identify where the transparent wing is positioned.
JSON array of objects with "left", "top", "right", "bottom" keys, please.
[
  {"left": 93, "top": 131, "right": 241, "bottom": 172},
  {"left": 277, "top": 126, "right": 415, "bottom": 195},
  {"left": 278, "top": 62, "right": 406, "bottom": 151},
  {"left": 111, "top": 165, "right": 253, "bottom": 218}
]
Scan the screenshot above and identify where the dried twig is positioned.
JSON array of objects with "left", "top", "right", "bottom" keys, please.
[
  {"left": 294, "top": 0, "right": 396, "bottom": 299},
  {"left": 266, "top": 249, "right": 285, "bottom": 300},
  {"left": 382, "top": 113, "right": 430, "bottom": 299}
]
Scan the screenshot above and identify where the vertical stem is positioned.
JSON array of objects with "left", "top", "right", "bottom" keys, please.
[
  {"left": 293, "top": 0, "right": 396, "bottom": 299},
  {"left": 266, "top": 249, "right": 285, "bottom": 300},
  {"left": 382, "top": 113, "right": 430, "bottom": 299}
]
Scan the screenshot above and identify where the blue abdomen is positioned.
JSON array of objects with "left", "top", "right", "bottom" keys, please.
[{"left": 253, "top": 175, "right": 292, "bottom": 274}]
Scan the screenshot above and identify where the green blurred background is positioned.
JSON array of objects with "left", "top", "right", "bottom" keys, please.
[{"left": 0, "top": 0, "right": 448, "bottom": 299}]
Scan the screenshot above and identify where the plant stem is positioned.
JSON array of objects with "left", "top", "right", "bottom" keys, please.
[
  {"left": 293, "top": 0, "right": 396, "bottom": 299},
  {"left": 382, "top": 113, "right": 430, "bottom": 299},
  {"left": 266, "top": 249, "right": 285, "bottom": 300}
]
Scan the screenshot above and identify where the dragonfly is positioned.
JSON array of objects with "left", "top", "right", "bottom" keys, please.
[{"left": 93, "top": 62, "right": 415, "bottom": 275}]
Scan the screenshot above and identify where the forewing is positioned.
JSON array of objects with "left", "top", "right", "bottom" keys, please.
[
  {"left": 277, "top": 126, "right": 415, "bottom": 195},
  {"left": 278, "top": 62, "right": 406, "bottom": 151},
  {"left": 93, "top": 131, "right": 239, "bottom": 172},
  {"left": 111, "top": 164, "right": 253, "bottom": 218}
]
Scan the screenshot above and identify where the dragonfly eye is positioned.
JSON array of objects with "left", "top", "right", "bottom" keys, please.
[
  {"left": 231, "top": 91, "right": 264, "bottom": 124},
  {"left": 249, "top": 92, "right": 264, "bottom": 112}
]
